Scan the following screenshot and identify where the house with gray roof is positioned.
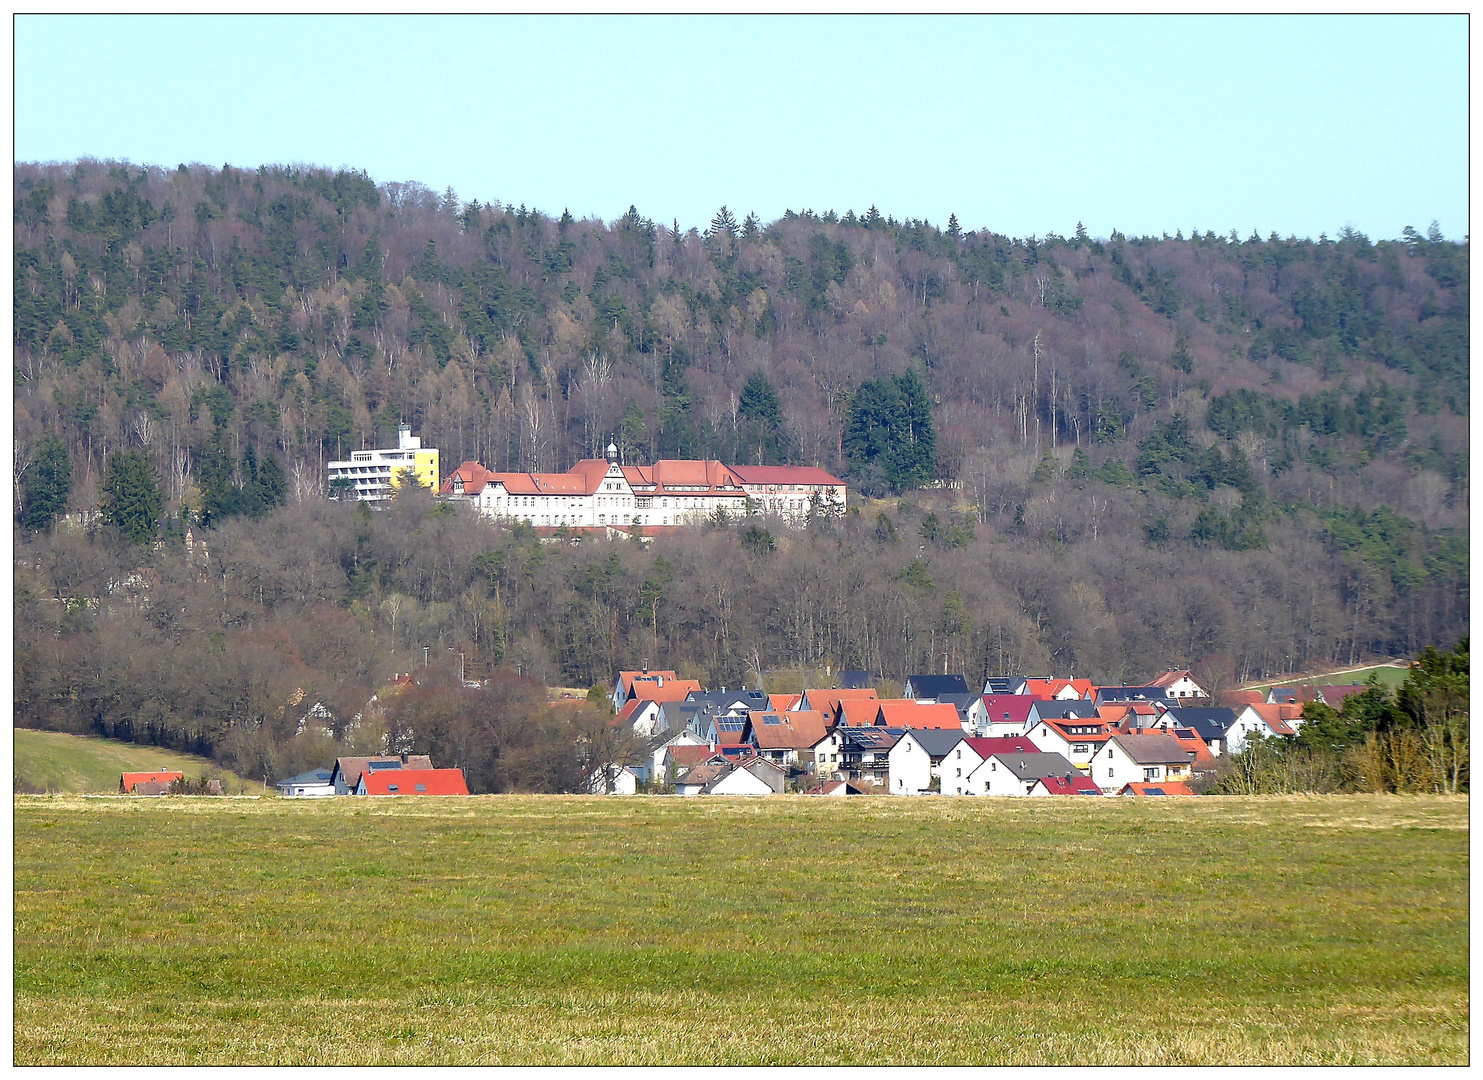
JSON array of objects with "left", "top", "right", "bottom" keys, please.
[
  {"left": 886, "top": 727, "right": 966, "bottom": 795},
  {"left": 1088, "top": 733, "right": 1196, "bottom": 793},
  {"left": 963, "top": 750, "right": 1079, "bottom": 796}
]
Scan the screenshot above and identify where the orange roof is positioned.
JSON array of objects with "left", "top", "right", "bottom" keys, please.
[
  {"left": 800, "top": 688, "right": 879, "bottom": 719},
  {"left": 750, "top": 710, "right": 829, "bottom": 750},
  {"left": 1021, "top": 678, "right": 1095, "bottom": 700},
  {"left": 360, "top": 768, "right": 470, "bottom": 795},
  {"left": 440, "top": 460, "right": 499, "bottom": 496},
  {"left": 1245, "top": 703, "right": 1298, "bottom": 737},
  {"left": 618, "top": 670, "right": 679, "bottom": 696},
  {"left": 1168, "top": 729, "right": 1217, "bottom": 767},
  {"left": 120, "top": 771, "right": 183, "bottom": 793},
  {"left": 1224, "top": 690, "right": 1267, "bottom": 707},
  {"left": 728, "top": 464, "right": 845, "bottom": 487},
  {"left": 1121, "top": 781, "right": 1193, "bottom": 796},
  {"left": 1036, "top": 718, "right": 1111, "bottom": 744},
  {"left": 876, "top": 701, "right": 962, "bottom": 730},
  {"left": 769, "top": 693, "right": 801, "bottom": 713},
  {"left": 837, "top": 698, "right": 882, "bottom": 727},
  {"left": 1097, "top": 703, "right": 1160, "bottom": 726},
  {"left": 620, "top": 459, "right": 748, "bottom": 496},
  {"left": 1151, "top": 670, "right": 1193, "bottom": 688}
]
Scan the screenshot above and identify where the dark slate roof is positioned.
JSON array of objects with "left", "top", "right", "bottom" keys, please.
[
  {"left": 1095, "top": 686, "right": 1169, "bottom": 703},
  {"left": 279, "top": 768, "right": 333, "bottom": 786},
  {"left": 839, "top": 670, "right": 875, "bottom": 689},
  {"left": 905, "top": 674, "right": 970, "bottom": 698},
  {"left": 1162, "top": 707, "right": 1239, "bottom": 738},
  {"left": 684, "top": 690, "right": 766, "bottom": 710},
  {"left": 983, "top": 677, "right": 1019, "bottom": 695},
  {"left": 899, "top": 728, "right": 967, "bottom": 757},
  {"left": 1032, "top": 701, "right": 1101, "bottom": 720},
  {"left": 838, "top": 727, "right": 901, "bottom": 752},
  {"left": 990, "top": 752, "right": 1078, "bottom": 781},
  {"left": 935, "top": 692, "right": 982, "bottom": 717}
]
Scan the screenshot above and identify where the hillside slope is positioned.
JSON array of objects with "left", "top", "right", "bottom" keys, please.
[{"left": 14, "top": 729, "right": 256, "bottom": 794}]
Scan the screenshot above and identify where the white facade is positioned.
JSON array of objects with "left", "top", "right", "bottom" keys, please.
[
  {"left": 1230, "top": 707, "right": 1285, "bottom": 753},
  {"left": 940, "top": 740, "right": 994, "bottom": 796},
  {"left": 887, "top": 732, "right": 932, "bottom": 795},
  {"left": 328, "top": 425, "right": 439, "bottom": 503},
  {"left": 1025, "top": 720, "right": 1104, "bottom": 774},
  {"left": 652, "top": 731, "right": 708, "bottom": 778},
  {"left": 961, "top": 756, "right": 1032, "bottom": 797},
  {"left": 1089, "top": 737, "right": 1195, "bottom": 794},
  {"left": 1158, "top": 672, "right": 1207, "bottom": 699},
  {"left": 709, "top": 763, "right": 778, "bottom": 796},
  {"left": 588, "top": 764, "right": 640, "bottom": 794}
]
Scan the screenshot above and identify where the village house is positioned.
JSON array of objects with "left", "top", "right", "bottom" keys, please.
[
  {"left": 1160, "top": 707, "right": 1241, "bottom": 755},
  {"left": 902, "top": 674, "right": 970, "bottom": 702},
  {"left": 120, "top": 770, "right": 184, "bottom": 795},
  {"left": 874, "top": 700, "right": 963, "bottom": 730},
  {"left": 935, "top": 692, "right": 990, "bottom": 732},
  {"left": 1230, "top": 703, "right": 1301, "bottom": 750},
  {"left": 803, "top": 779, "right": 864, "bottom": 796},
  {"left": 1089, "top": 734, "right": 1195, "bottom": 794},
  {"left": 962, "top": 750, "right": 1080, "bottom": 796},
  {"left": 276, "top": 768, "right": 334, "bottom": 798},
  {"left": 356, "top": 767, "right": 470, "bottom": 795},
  {"left": 1120, "top": 781, "right": 1195, "bottom": 796},
  {"left": 330, "top": 754, "right": 433, "bottom": 795},
  {"left": 610, "top": 668, "right": 681, "bottom": 711},
  {"left": 1019, "top": 677, "right": 1096, "bottom": 701},
  {"left": 939, "top": 737, "right": 1040, "bottom": 796},
  {"left": 1150, "top": 670, "right": 1207, "bottom": 699},
  {"left": 796, "top": 687, "right": 879, "bottom": 722},
  {"left": 829, "top": 726, "right": 901, "bottom": 787},
  {"left": 886, "top": 727, "right": 967, "bottom": 795},
  {"left": 979, "top": 695, "right": 1038, "bottom": 736},
  {"left": 1029, "top": 774, "right": 1105, "bottom": 796},
  {"left": 747, "top": 710, "right": 828, "bottom": 768},
  {"left": 676, "top": 756, "right": 784, "bottom": 796},
  {"left": 587, "top": 763, "right": 641, "bottom": 795},
  {"left": 1024, "top": 717, "right": 1110, "bottom": 773}
]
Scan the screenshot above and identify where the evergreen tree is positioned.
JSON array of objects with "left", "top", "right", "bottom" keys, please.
[
  {"left": 843, "top": 368, "right": 936, "bottom": 494},
  {"left": 101, "top": 450, "right": 163, "bottom": 545},
  {"left": 741, "top": 212, "right": 761, "bottom": 241},
  {"left": 708, "top": 206, "right": 738, "bottom": 240},
  {"left": 21, "top": 434, "right": 72, "bottom": 532},
  {"left": 947, "top": 213, "right": 961, "bottom": 239},
  {"left": 738, "top": 371, "right": 784, "bottom": 465}
]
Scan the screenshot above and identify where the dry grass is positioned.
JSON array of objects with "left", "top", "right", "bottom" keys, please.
[{"left": 13, "top": 794, "right": 1468, "bottom": 1065}]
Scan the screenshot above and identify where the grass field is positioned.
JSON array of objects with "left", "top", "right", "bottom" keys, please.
[
  {"left": 1240, "top": 662, "right": 1410, "bottom": 692},
  {"left": 14, "top": 795, "right": 1467, "bottom": 1065},
  {"left": 13, "top": 728, "right": 255, "bottom": 795}
]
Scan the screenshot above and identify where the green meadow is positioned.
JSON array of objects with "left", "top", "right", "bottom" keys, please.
[
  {"left": 13, "top": 794, "right": 1467, "bottom": 1065},
  {"left": 13, "top": 729, "right": 255, "bottom": 795}
]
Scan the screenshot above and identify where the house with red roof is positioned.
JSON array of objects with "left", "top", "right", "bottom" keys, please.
[
  {"left": 1119, "top": 780, "right": 1194, "bottom": 796},
  {"left": 610, "top": 668, "right": 682, "bottom": 710},
  {"left": 874, "top": 700, "right": 963, "bottom": 730},
  {"left": 1029, "top": 774, "right": 1105, "bottom": 796},
  {"left": 1089, "top": 734, "right": 1195, "bottom": 794},
  {"left": 1020, "top": 678, "right": 1095, "bottom": 701},
  {"left": 797, "top": 687, "right": 878, "bottom": 723},
  {"left": 1150, "top": 670, "right": 1207, "bottom": 699},
  {"left": 978, "top": 695, "right": 1038, "bottom": 736},
  {"left": 939, "top": 736, "right": 1039, "bottom": 796},
  {"left": 355, "top": 768, "right": 469, "bottom": 796},
  {"left": 1024, "top": 717, "right": 1111, "bottom": 773},
  {"left": 746, "top": 710, "right": 829, "bottom": 767},
  {"left": 120, "top": 771, "right": 183, "bottom": 794}
]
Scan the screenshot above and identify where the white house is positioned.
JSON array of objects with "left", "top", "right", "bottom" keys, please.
[
  {"left": 708, "top": 758, "right": 785, "bottom": 795},
  {"left": 1025, "top": 718, "right": 1110, "bottom": 774},
  {"left": 938, "top": 736, "right": 1039, "bottom": 796},
  {"left": 886, "top": 728, "right": 965, "bottom": 795},
  {"left": 962, "top": 751, "right": 1079, "bottom": 796},
  {"left": 276, "top": 768, "right": 334, "bottom": 798},
  {"left": 1230, "top": 705, "right": 1297, "bottom": 752},
  {"left": 1088, "top": 734, "right": 1195, "bottom": 794},
  {"left": 1152, "top": 670, "right": 1207, "bottom": 699},
  {"left": 587, "top": 764, "right": 640, "bottom": 795}
]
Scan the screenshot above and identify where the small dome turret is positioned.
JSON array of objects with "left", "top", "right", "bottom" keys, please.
[{"left": 606, "top": 441, "right": 619, "bottom": 463}]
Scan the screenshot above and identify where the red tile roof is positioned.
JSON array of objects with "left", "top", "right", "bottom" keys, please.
[
  {"left": 962, "top": 736, "right": 1040, "bottom": 758},
  {"left": 360, "top": 768, "right": 469, "bottom": 795},
  {"left": 728, "top": 465, "right": 846, "bottom": 487},
  {"left": 980, "top": 695, "right": 1036, "bottom": 725},
  {"left": 837, "top": 697, "right": 885, "bottom": 727},
  {"left": 749, "top": 710, "right": 828, "bottom": 751},
  {"left": 1120, "top": 781, "right": 1194, "bottom": 796},
  {"left": 1035, "top": 775, "right": 1103, "bottom": 795},
  {"left": 876, "top": 701, "right": 962, "bottom": 730},
  {"left": 1022, "top": 678, "right": 1095, "bottom": 700},
  {"left": 120, "top": 771, "right": 183, "bottom": 793},
  {"left": 617, "top": 670, "right": 679, "bottom": 696},
  {"left": 800, "top": 688, "right": 878, "bottom": 719}
]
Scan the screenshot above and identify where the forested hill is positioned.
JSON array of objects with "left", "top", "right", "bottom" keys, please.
[{"left": 13, "top": 162, "right": 1469, "bottom": 740}]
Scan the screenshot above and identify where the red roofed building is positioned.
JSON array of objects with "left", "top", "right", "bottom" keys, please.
[
  {"left": 1119, "top": 780, "right": 1194, "bottom": 796},
  {"left": 441, "top": 444, "right": 845, "bottom": 531},
  {"left": 1021, "top": 678, "right": 1095, "bottom": 701},
  {"left": 120, "top": 771, "right": 184, "bottom": 794},
  {"left": 1030, "top": 774, "right": 1104, "bottom": 796},
  {"left": 356, "top": 768, "right": 470, "bottom": 796},
  {"left": 875, "top": 701, "right": 963, "bottom": 730},
  {"left": 979, "top": 695, "right": 1038, "bottom": 735}
]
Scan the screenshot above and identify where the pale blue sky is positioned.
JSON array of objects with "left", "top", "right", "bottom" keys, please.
[{"left": 14, "top": 15, "right": 1469, "bottom": 240}]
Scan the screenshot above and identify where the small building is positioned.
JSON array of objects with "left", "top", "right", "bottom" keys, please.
[
  {"left": 708, "top": 757, "right": 786, "bottom": 795},
  {"left": 939, "top": 736, "right": 1040, "bottom": 796},
  {"left": 874, "top": 700, "right": 963, "bottom": 730},
  {"left": 327, "top": 424, "right": 439, "bottom": 503},
  {"left": 886, "top": 727, "right": 967, "bottom": 795},
  {"left": 1150, "top": 670, "right": 1207, "bottom": 699},
  {"left": 1120, "top": 781, "right": 1194, "bottom": 797},
  {"left": 1030, "top": 774, "right": 1105, "bottom": 796},
  {"left": 1089, "top": 734, "right": 1196, "bottom": 793},
  {"left": 356, "top": 767, "right": 470, "bottom": 795},
  {"left": 330, "top": 755, "right": 433, "bottom": 795},
  {"left": 902, "top": 674, "right": 970, "bottom": 702},
  {"left": 963, "top": 751, "right": 1079, "bottom": 796},
  {"left": 587, "top": 764, "right": 640, "bottom": 795},
  {"left": 1160, "top": 707, "right": 1240, "bottom": 756},
  {"left": 1025, "top": 717, "right": 1111, "bottom": 773},
  {"left": 276, "top": 768, "right": 334, "bottom": 798},
  {"left": 121, "top": 771, "right": 183, "bottom": 794},
  {"left": 978, "top": 695, "right": 1038, "bottom": 737},
  {"left": 803, "top": 780, "right": 864, "bottom": 796}
]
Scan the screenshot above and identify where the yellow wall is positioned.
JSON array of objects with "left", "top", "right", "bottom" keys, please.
[{"left": 389, "top": 448, "right": 440, "bottom": 492}]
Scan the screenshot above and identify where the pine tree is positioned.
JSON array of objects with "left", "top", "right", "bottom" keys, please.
[
  {"left": 708, "top": 206, "right": 738, "bottom": 240},
  {"left": 20, "top": 434, "right": 71, "bottom": 532},
  {"left": 101, "top": 450, "right": 163, "bottom": 545},
  {"left": 947, "top": 213, "right": 961, "bottom": 239},
  {"left": 741, "top": 212, "right": 761, "bottom": 240}
]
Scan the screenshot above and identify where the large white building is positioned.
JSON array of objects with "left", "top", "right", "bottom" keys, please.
[
  {"left": 328, "top": 425, "right": 440, "bottom": 503},
  {"left": 439, "top": 444, "right": 846, "bottom": 530}
]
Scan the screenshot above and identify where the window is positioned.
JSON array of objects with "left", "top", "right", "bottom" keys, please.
[
  {"left": 1144, "top": 767, "right": 1160, "bottom": 781},
  {"left": 1108, "top": 768, "right": 1114, "bottom": 777},
  {"left": 415, "top": 783, "right": 427, "bottom": 792},
  {"left": 388, "top": 784, "right": 399, "bottom": 793},
  {"left": 956, "top": 768, "right": 961, "bottom": 777}
]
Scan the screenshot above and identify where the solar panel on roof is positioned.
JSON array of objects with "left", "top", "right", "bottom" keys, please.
[
  {"left": 1145, "top": 787, "right": 1165, "bottom": 795},
  {"left": 763, "top": 716, "right": 781, "bottom": 725},
  {"left": 368, "top": 761, "right": 402, "bottom": 770}
]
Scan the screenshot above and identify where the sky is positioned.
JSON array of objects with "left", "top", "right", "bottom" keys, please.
[{"left": 13, "top": 14, "right": 1470, "bottom": 240}]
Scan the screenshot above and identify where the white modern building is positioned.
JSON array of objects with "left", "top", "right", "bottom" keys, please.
[{"left": 328, "top": 425, "right": 440, "bottom": 503}]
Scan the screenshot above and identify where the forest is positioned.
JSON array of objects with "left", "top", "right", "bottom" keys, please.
[{"left": 12, "top": 160, "right": 1468, "bottom": 784}]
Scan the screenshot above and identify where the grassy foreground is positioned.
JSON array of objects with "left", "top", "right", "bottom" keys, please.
[
  {"left": 14, "top": 794, "right": 1467, "bottom": 1065},
  {"left": 13, "top": 728, "right": 255, "bottom": 795}
]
